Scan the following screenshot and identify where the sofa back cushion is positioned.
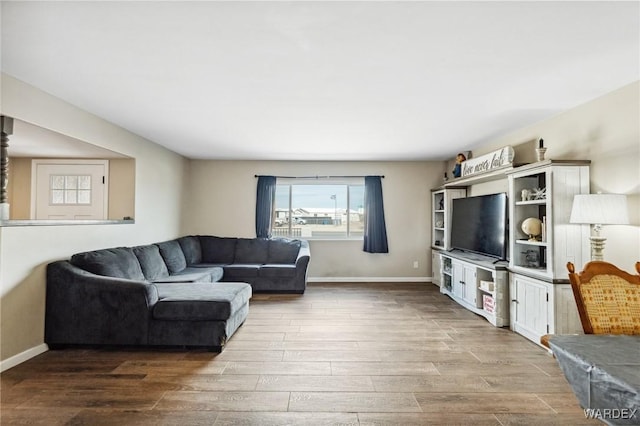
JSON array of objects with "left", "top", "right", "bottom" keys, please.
[
  {"left": 234, "top": 238, "right": 269, "bottom": 264},
  {"left": 267, "top": 238, "right": 301, "bottom": 264},
  {"left": 133, "top": 244, "right": 169, "bottom": 281},
  {"left": 200, "top": 236, "right": 237, "bottom": 264},
  {"left": 178, "top": 236, "right": 202, "bottom": 265},
  {"left": 71, "top": 247, "right": 145, "bottom": 280},
  {"left": 156, "top": 240, "right": 187, "bottom": 274}
]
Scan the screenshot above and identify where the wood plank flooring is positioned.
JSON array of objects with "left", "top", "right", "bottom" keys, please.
[{"left": 0, "top": 282, "right": 598, "bottom": 425}]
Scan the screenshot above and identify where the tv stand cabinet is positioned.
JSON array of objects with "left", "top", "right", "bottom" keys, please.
[{"left": 439, "top": 251, "right": 509, "bottom": 327}]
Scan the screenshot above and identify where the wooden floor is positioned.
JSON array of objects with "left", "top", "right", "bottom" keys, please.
[{"left": 1, "top": 282, "right": 597, "bottom": 425}]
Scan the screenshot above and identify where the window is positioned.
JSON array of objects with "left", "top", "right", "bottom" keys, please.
[
  {"left": 274, "top": 179, "right": 365, "bottom": 239},
  {"left": 50, "top": 175, "right": 92, "bottom": 205}
]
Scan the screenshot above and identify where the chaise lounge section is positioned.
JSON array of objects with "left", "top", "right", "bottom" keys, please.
[{"left": 45, "top": 235, "right": 310, "bottom": 351}]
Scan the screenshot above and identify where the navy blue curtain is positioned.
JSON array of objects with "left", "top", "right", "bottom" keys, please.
[
  {"left": 255, "top": 175, "right": 276, "bottom": 238},
  {"left": 363, "top": 175, "right": 389, "bottom": 253}
]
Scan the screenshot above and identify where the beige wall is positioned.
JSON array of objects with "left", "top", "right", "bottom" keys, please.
[
  {"left": 6, "top": 157, "right": 31, "bottom": 219},
  {"left": 0, "top": 74, "right": 189, "bottom": 365},
  {"left": 108, "top": 158, "right": 136, "bottom": 220},
  {"left": 182, "top": 160, "right": 444, "bottom": 279}
]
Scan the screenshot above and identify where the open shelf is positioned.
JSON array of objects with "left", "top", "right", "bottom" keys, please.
[{"left": 431, "top": 188, "right": 466, "bottom": 250}]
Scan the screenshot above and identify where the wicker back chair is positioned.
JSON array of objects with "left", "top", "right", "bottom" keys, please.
[
  {"left": 567, "top": 261, "right": 640, "bottom": 335},
  {"left": 541, "top": 261, "right": 640, "bottom": 348}
]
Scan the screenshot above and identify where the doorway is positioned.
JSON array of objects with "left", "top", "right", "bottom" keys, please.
[{"left": 31, "top": 159, "right": 109, "bottom": 220}]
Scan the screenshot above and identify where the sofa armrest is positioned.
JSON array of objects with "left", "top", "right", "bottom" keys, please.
[
  {"left": 294, "top": 240, "right": 311, "bottom": 291},
  {"left": 297, "top": 240, "right": 310, "bottom": 260},
  {"left": 45, "top": 260, "right": 158, "bottom": 346}
]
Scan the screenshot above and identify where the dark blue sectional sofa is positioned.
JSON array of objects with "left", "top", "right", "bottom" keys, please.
[{"left": 45, "top": 236, "right": 310, "bottom": 351}]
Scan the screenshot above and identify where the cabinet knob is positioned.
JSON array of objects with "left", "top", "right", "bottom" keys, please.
[{"left": 511, "top": 299, "right": 518, "bottom": 303}]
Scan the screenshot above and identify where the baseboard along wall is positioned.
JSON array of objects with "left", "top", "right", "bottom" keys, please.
[{"left": 1, "top": 343, "right": 49, "bottom": 372}]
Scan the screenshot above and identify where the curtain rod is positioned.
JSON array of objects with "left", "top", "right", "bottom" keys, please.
[{"left": 255, "top": 175, "right": 384, "bottom": 179}]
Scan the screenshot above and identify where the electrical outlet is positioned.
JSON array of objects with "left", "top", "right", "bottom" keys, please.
[{"left": 413, "top": 261, "right": 419, "bottom": 269}]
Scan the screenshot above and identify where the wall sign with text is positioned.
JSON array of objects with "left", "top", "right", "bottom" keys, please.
[{"left": 462, "top": 146, "right": 515, "bottom": 178}]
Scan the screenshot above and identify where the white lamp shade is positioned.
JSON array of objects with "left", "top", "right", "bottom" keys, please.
[{"left": 570, "top": 194, "right": 630, "bottom": 225}]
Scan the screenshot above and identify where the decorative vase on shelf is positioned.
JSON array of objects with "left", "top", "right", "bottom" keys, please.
[
  {"left": 536, "top": 139, "right": 547, "bottom": 162},
  {"left": 521, "top": 217, "right": 542, "bottom": 241}
]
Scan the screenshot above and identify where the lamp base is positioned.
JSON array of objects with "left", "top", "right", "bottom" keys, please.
[{"left": 589, "top": 236, "right": 606, "bottom": 261}]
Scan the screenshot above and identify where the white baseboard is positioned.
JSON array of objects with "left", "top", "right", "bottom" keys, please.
[
  {"left": 308, "top": 276, "right": 433, "bottom": 283},
  {"left": 0, "top": 343, "right": 48, "bottom": 372}
]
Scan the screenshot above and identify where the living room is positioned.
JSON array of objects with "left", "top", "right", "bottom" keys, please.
[{"left": 1, "top": 1, "right": 639, "bottom": 424}]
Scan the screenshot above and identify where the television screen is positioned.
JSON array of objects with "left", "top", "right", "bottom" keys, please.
[{"left": 450, "top": 193, "right": 508, "bottom": 260}]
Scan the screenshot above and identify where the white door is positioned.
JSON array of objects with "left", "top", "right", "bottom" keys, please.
[
  {"left": 452, "top": 261, "right": 464, "bottom": 299},
  {"left": 512, "top": 274, "right": 549, "bottom": 342},
  {"left": 461, "top": 264, "right": 477, "bottom": 307},
  {"left": 32, "top": 160, "right": 108, "bottom": 220}
]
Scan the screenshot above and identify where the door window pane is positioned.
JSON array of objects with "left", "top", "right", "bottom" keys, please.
[
  {"left": 51, "top": 175, "right": 65, "bottom": 190},
  {"left": 64, "top": 190, "right": 77, "bottom": 204},
  {"left": 51, "top": 190, "right": 64, "bottom": 204},
  {"left": 77, "top": 190, "right": 91, "bottom": 204},
  {"left": 78, "top": 175, "right": 91, "bottom": 190}
]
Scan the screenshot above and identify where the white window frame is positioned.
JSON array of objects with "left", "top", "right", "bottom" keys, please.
[{"left": 275, "top": 177, "right": 365, "bottom": 240}]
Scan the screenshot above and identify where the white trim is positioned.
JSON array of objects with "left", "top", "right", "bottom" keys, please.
[
  {"left": 0, "top": 343, "right": 48, "bottom": 372},
  {"left": 308, "top": 276, "right": 433, "bottom": 283}
]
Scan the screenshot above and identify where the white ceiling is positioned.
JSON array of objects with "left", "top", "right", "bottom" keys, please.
[{"left": 1, "top": 1, "right": 638, "bottom": 161}]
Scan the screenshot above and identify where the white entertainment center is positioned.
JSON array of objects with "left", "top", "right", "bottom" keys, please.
[
  {"left": 439, "top": 250, "right": 509, "bottom": 327},
  {"left": 432, "top": 158, "right": 591, "bottom": 346}
]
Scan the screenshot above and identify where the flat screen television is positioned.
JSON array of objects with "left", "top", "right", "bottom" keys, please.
[{"left": 450, "top": 193, "right": 508, "bottom": 260}]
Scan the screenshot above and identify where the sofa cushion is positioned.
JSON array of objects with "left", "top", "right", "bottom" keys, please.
[
  {"left": 267, "top": 238, "right": 301, "bottom": 264},
  {"left": 234, "top": 238, "right": 269, "bottom": 264},
  {"left": 223, "top": 264, "right": 261, "bottom": 278},
  {"left": 133, "top": 244, "right": 170, "bottom": 281},
  {"left": 200, "top": 236, "right": 237, "bottom": 264},
  {"left": 178, "top": 236, "right": 202, "bottom": 265},
  {"left": 70, "top": 247, "right": 145, "bottom": 281},
  {"left": 153, "top": 282, "right": 252, "bottom": 321},
  {"left": 259, "top": 264, "right": 297, "bottom": 278},
  {"left": 156, "top": 240, "right": 187, "bottom": 274},
  {"left": 152, "top": 267, "right": 224, "bottom": 283}
]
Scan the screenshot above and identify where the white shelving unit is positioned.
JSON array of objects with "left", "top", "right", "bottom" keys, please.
[
  {"left": 431, "top": 159, "right": 592, "bottom": 345},
  {"left": 431, "top": 187, "right": 466, "bottom": 251},
  {"left": 507, "top": 160, "right": 591, "bottom": 346}
]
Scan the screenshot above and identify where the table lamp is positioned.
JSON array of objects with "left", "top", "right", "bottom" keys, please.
[{"left": 569, "top": 193, "right": 629, "bottom": 261}]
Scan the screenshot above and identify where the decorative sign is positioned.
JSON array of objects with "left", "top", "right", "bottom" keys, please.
[{"left": 461, "top": 146, "right": 514, "bottom": 177}]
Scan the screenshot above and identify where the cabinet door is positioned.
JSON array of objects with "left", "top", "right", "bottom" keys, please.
[
  {"left": 461, "top": 264, "right": 477, "bottom": 307},
  {"left": 431, "top": 252, "right": 441, "bottom": 287},
  {"left": 512, "top": 275, "right": 549, "bottom": 343},
  {"left": 452, "top": 261, "right": 464, "bottom": 299}
]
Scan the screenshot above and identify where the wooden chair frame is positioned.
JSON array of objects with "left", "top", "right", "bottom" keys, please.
[
  {"left": 541, "top": 261, "right": 640, "bottom": 348},
  {"left": 567, "top": 260, "right": 640, "bottom": 335}
]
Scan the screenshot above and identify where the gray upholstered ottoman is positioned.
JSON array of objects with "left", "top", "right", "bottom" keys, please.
[{"left": 148, "top": 282, "right": 252, "bottom": 351}]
